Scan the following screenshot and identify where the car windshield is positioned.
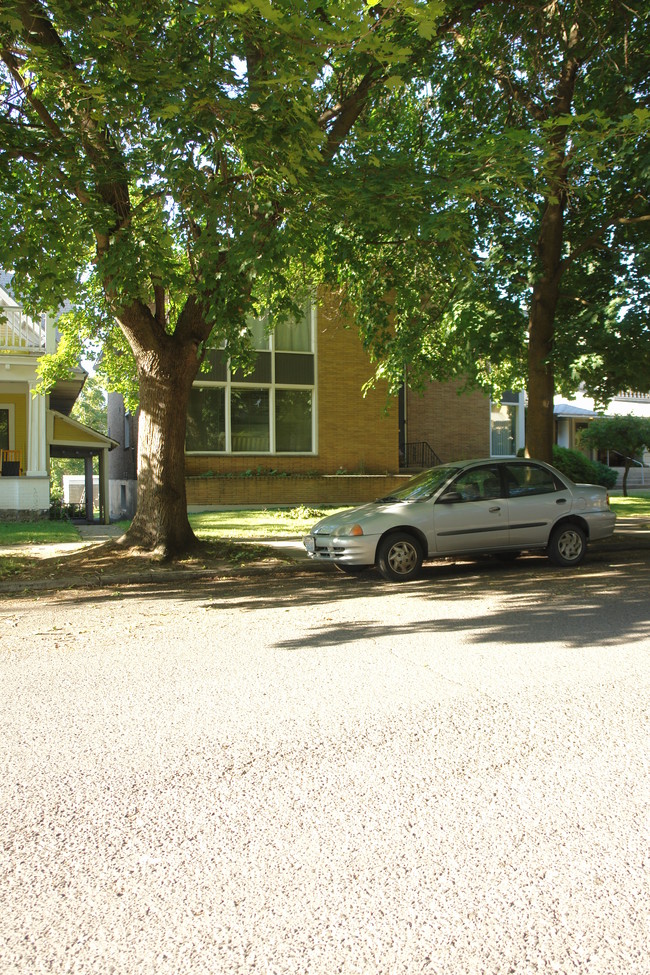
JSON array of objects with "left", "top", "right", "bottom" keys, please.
[{"left": 378, "top": 465, "right": 460, "bottom": 502}]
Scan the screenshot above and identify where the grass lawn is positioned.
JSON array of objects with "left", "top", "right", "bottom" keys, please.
[
  {"left": 609, "top": 493, "right": 650, "bottom": 519},
  {"left": 189, "top": 506, "right": 349, "bottom": 540},
  {"left": 0, "top": 520, "right": 81, "bottom": 546},
  {"left": 0, "top": 491, "right": 646, "bottom": 564}
]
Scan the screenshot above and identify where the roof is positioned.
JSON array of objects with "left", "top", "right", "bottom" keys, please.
[
  {"left": 553, "top": 403, "right": 598, "bottom": 418},
  {"left": 49, "top": 409, "right": 118, "bottom": 457}
]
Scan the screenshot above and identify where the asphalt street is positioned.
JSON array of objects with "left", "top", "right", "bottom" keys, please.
[{"left": 1, "top": 547, "right": 649, "bottom": 974}]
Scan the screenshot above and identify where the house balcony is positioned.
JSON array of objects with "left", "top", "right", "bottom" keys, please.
[{"left": 0, "top": 303, "right": 47, "bottom": 352}]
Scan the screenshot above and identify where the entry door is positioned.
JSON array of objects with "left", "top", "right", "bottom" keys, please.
[{"left": 433, "top": 464, "right": 509, "bottom": 554}]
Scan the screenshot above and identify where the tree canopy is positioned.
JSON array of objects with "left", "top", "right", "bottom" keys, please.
[
  {"left": 322, "top": 0, "right": 650, "bottom": 460},
  {"left": 1, "top": 0, "right": 472, "bottom": 552},
  {"left": 1, "top": 1, "right": 647, "bottom": 552}
]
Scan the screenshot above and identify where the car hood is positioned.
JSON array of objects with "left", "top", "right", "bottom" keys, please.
[{"left": 311, "top": 500, "right": 411, "bottom": 535}]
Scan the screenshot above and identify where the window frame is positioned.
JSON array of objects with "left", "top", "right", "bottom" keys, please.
[{"left": 186, "top": 304, "right": 318, "bottom": 456}]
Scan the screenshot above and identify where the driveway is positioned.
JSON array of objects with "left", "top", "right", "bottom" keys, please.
[{"left": 1, "top": 548, "right": 649, "bottom": 974}]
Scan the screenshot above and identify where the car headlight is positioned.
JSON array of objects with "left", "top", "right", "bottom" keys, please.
[{"left": 333, "top": 523, "right": 364, "bottom": 537}]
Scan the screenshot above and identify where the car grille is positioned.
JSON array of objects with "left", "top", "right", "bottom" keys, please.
[{"left": 313, "top": 539, "right": 347, "bottom": 559}]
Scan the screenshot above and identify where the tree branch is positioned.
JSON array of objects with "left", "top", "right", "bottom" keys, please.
[
  {"left": 560, "top": 211, "right": 650, "bottom": 271},
  {"left": 320, "top": 66, "right": 385, "bottom": 163},
  {"left": 10, "top": 0, "right": 132, "bottom": 237}
]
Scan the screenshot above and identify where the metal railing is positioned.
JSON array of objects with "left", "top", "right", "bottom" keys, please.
[
  {"left": 1, "top": 449, "right": 23, "bottom": 476},
  {"left": 400, "top": 441, "right": 442, "bottom": 469}
]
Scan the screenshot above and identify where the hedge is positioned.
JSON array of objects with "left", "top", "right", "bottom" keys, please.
[{"left": 552, "top": 446, "right": 618, "bottom": 488}]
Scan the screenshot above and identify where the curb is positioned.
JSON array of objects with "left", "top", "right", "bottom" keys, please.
[
  {"left": 1, "top": 523, "right": 648, "bottom": 595},
  {"left": 0, "top": 553, "right": 334, "bottom": 594}
]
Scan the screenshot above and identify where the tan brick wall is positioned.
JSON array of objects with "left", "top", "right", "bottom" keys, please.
[
  {"left": 186, "top": 473, "right": 409, "bottom": 508},
  {"left": 185, "top": 291, "right": 399, "bottom": 480},
  {"left": 317, "top": 292, "right": 397, "bottom": 472},
  {"left": 406, "top": 380, "right": 490, "bottom": 463}
]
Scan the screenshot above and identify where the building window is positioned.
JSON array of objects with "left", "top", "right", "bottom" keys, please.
[
  {"left": 231, "top": 388, "right": 270, "bottom": 452},
  {"left": 276, "top": 389, "right": 312, "bottom": 452},
  {"left": 187, "top": 304, "right": 315, "bottom": 455},
  {"left": 187, "top": 386, "right": 226, "bottom": 451},
  {"left": 0, "top": 408, "right": 9, "bottom": 450},
  {"left": 0, "top": 404, "right": 14, "bottom": 451},
  {"left": 491, "top": 393, "right": 523, "bottom": 457}
]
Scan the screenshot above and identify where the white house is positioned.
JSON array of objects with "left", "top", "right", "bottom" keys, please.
[{"left": 555, "top": 389, "right": 650, "bottom": 475}]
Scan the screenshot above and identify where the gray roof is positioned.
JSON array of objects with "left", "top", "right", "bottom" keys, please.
[{"left": 554, "top": 403, "right": 598, "bottom": 418}]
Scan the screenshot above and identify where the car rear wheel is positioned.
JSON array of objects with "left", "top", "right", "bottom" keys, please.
[
  {"left": 377, "top": 533, "right": 424, "bottom": 582},
  {"left": 547, "top": 524, "right": 587, "bottom": 566}
]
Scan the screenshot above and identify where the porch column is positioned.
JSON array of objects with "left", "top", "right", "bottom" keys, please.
[
  {"left": 26, "top": 383, "right": 48, "bottom": 476},
  {"left": 84, "top": 456, "right": 94, "bottom": 522},
  {"left": 98, "top": 448, "right": 110, "bottom": 525}
]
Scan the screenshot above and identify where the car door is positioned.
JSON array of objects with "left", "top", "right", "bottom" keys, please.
[
  {"left": 432, "top": 464, "right": 509, "bottom": 555},
  {"left": 504, "top": 461, "right": 570, "bottom": 547}
]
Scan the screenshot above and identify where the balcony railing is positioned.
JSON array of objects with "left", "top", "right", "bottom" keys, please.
[
  {"left": 0, "top": 304, "right": 47, "bottom": 351},
  {"left": 614, "top": 391, "right": 650, "bottom": 403}
]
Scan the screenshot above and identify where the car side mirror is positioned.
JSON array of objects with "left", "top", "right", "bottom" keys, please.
[{"left": 437, "top": 489, "right": 462, "bottom": 504}]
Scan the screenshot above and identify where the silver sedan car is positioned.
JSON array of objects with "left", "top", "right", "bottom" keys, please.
[{"left": 303, "top": 458, "right": 617, "bottom": 581}]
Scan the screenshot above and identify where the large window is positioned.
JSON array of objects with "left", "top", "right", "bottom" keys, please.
[{"left": 187, "top": 305, "right": 315, "bottom": 454}]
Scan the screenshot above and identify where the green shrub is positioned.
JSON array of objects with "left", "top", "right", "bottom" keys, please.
[
  {"left": 49, "top": 497, "right": 83, "bottom": 521},
  {"left": 552, "top": 446, "right": 618, "bottom": 488}
]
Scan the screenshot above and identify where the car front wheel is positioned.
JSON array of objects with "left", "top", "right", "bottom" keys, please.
[
  {"left": 377, "top": 533, "right": 424, "bottom": 582},
  {"left": 547, "top": 523, "right": 587, "bottom": 567}
]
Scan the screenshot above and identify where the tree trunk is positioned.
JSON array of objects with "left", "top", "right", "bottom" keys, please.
[
  {"left": 125, "top": 340, "right": 201, "bottom": 557},
  {"left": 523, "top": 29, "right": 580, "bottom": 466},
  {"left": 526, "top": 280, "right": 557, "bottom": 464},
  {"left": 622, "top": 459, "right": 631, "bottom": 497}
]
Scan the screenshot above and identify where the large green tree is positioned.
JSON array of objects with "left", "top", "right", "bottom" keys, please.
[
  {"left": 1, "top": 0, "right": 474, "bottom": 555},
  {"left": 324, "top": 0, "right": 649, "bottom": 462}
]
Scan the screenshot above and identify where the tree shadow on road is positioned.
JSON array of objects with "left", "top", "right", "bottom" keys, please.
[
  {"left": 259, "top": 553, "right": 650, "bottom": 651},
  {"left": 16, "top": 545, "right": 649, "bottom": 652}
]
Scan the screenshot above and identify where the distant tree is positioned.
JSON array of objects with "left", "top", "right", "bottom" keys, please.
[
  {"left": 70, "top": 376, "right": 107, "bottom": 435},
  {"left": 578, "top": 415, "right": 650, "bottom": 496}
]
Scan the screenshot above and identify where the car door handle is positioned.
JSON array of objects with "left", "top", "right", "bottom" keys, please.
[
  {"left": 489, "top": 506, "right": 501, "bottom": 512},
  {"left": 556, "top": 498, "right": 567, "bottom": 504}
]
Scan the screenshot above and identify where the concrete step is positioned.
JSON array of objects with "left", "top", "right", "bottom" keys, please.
[{"left": 610, "top": 467, "right": 649, "bottom": 489}]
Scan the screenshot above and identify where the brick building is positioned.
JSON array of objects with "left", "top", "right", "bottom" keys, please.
[{"left": 107, "top": 292, "right": 525, "bottom": 513}]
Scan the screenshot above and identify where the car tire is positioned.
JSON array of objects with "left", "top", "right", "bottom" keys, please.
[
  {"left": 377, "top": 533, "right": 424, "bottom": 582},
  {"left": 335, "top": 563, "right": 371, "bottom": 575},
  {"left": 547, "top": 523, "right": 587, "bottom": 567}
]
